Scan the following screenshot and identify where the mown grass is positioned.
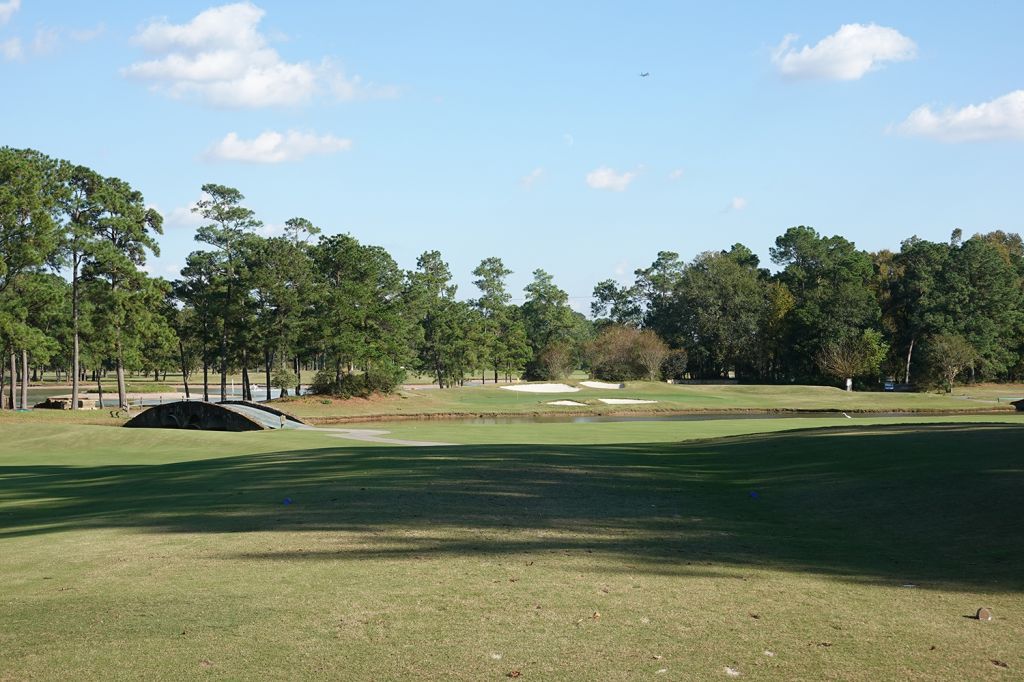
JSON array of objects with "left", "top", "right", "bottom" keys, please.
[
  {"left": 1, "top": 420, "right": 1022, "bottom": 679},
  {"left": 275, "top": 381, "right": 1012, "bottom": 421},
  {"left": 351, "top": 413, "right": 1024, "bottom": 446}
]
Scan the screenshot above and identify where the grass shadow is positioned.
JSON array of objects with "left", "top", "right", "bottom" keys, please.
[{"left": 2, "top": 423, "right": 1022, "bottom": 590}]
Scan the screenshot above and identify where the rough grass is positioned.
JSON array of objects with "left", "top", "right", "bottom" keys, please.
[
  {"left": 275, "top": 382, "right": 1012, "bottom": 421},
  {"left": 1, "top": 420, "right": 1022, "bottom": 679},
  {"left": 949, "top": 382, "right": 1024, "bottom": 403}
]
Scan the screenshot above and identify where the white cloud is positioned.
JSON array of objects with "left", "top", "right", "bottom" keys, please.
[
  {"left": 772, "top": 23, "right": 916, "bottom": 81},
  {"left": 586, "top": 166, "right": 636, "bottom": 192},
  {"left": 151, "top": 197, "right": 207, "bottom": 231},
  {"left": 206, "top": 130, "right": 353, "bottom": 163},
  {"left": 521, "top": 167, "right": 544, "bottom": 188},
  {"left": 167, "top": 204, "right": 205, "bottom": 229},
  {"left": 0, "top": 23, "right": 105, "bottom": 62},
  {"left": 895, "top": 90, "right": 1024, "bottom": 142},
  {"left": 32, "top": 27, "right": 59, "bottom": 56},
  {"left": 255, "top": 222, "right": 285, "bottom": 238},
  {"left": 124, "top": 2, "right": 393, "bottom": 108},
  {"left": 668, "top": 168, "right": 684, "bottom": 181},
  {"left": 1, "top": 36, "right": 21, "bottom": 61},
  {"left": 727, "top": 197, "right": 748, "bottom": 211},
  {"left": 324, "top": 59, "right": 399, "bottom": 101},
  {"left": 70, "top": 24, "right": 106, "bottom": 42},
  {"left": 0, "top": 0, "right": 20, "bottom": 26}
]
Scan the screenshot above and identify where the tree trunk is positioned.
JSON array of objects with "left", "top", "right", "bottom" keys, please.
[
  {"left": 96, "top": 370, "right": 104, "bottom": 409},
  {"left": 220, "top": 332, "right": 228, "bottom": 402},
  {"left": 1, "top": 351, "right": 8, "bottom": 410},
  {"left": 10, "top": 353, "right": 18, "bottom": 409},
  {"left": 71, "top": 261, "right": 80, "bottom": 410},
  {"left": 904, "top": 337, "right": 915, "bottom": 384},
  {"left": 265, "top": 350, "right": 272, "bottom": 403},
  {"left": 179, "top": 339, "right": 191, "bottom": 399},
  {"left": 115, "top": 347, "right": 127, "bottom": 411},
  {"left": 202, "top": 353, "right": 209, "bottom": 402},
  {"left": 241, "top": 363, "right": 251, "bottom": 402},
  {"left": 21, "top": 350, "right": 29, "bottom": 409},
  {"left": 295, "top": 356, "right": 301, "bottom": 395}
]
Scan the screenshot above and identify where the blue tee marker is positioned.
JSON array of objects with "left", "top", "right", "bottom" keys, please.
[
  {"left": 749, "top": 491, "right": 760, "bottom": 500},
  {"left": 283, "top": 497, "right": 293, "bottom": 505}
]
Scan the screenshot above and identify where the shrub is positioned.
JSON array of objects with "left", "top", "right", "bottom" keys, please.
[
  {"left": 587, "top": 326, "right": 643, "bottom": 380},
  {"left": 271, "top": 367, "right": 297, "bottom": 396},
  {"left": 538, "top": 343, "right": 574, "bottom": 380},
  {"left": 365, "top": 360, "right": 406, "bottom": 395},
  {"left": 587, "top": 326, "right": 670, "bottom": 381},
  {"left": 661, "top": 349, "right": 689, "bottom": 381},
  {"left": 308, "top": 363, "right": 405, "bottom": 398},
  {"left": 633, "top": 330, "right": 669, "bottom": 381}
]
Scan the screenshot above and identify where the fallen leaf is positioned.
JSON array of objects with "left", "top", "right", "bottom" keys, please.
[
  {"left": 592, "top": 611, "right": 601, "bottom": 620},
  {"left": 818, "top": 642, "right": 833, "bottom": 647},
  {"left": 725, "top": 666, "right": 741, "bottom": 677},
  {"left": 507, "top": 671, "right": 522, "bottom": 678},
  {"left": 763, "top": 651, "right": 775, "bottom": 657},
  {"left": 991, "top": 660, "right": 1008, "bottom": 669},
  {"left": 652, "top": 655, "right": 663, "bottom": 660},
  {"left": 749, "top": 613, "right": 760, "bottom": 619},
  {"left": 199, "top": 659, "right": 214, "bottom": 668}
]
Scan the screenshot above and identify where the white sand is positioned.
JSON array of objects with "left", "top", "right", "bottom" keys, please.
[
  {"left": 500, "top": 383, "right": 580, "bottom": 393},
  {"left": 548, "top": 400, "right": 587, "bottom": 406},
  {"left": 597, "top": 398, "right": 658, "bottom": 405},
  {"left": 580, "top": 380, "right": 624, "bottom": 390}
]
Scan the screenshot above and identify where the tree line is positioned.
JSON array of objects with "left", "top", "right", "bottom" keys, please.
[
  {"left": 591, "top": 229, "right": 1024, "bottom": 390},
  {"left": 3, "top": 146, "right": 1023, "bottom": 411}
]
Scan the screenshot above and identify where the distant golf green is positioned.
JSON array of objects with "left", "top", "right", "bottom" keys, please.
[
  {"left": 2, "top": 419, "right": 1021, "bottom": 679},
  {"left": 274, "top": 381, "right": 1014, "bottom": 421}
]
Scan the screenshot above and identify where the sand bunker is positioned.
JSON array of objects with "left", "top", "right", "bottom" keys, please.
[
  {"left": 597, "top": 398, "right": 658, "bottom": 405},
  {"left": 547, "top": 400, "right": 587, "bottom": 406},
  {"left": 580, "top": 381, "right": 624, "bottom": 390},
  {"left": 500, "top": 383, "right": 580, "bottom": 393}
]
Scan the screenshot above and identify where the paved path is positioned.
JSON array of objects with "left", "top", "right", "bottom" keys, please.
[{"left": 315, "top": 427, "right": 453, "bottom": 447}]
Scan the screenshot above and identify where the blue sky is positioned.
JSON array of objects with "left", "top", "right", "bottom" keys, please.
[{"left": 2, "top": 1, "right": 1022, "bottom": 310}]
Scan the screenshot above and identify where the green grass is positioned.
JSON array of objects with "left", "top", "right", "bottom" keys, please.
[
  {"left": 348, "top": 413, "right": 1024, "bottom": 445},
  {"left": 1, "top": 419, "right": 1022, "bottom": 679},
  {"left": 949, "top": 382, "right": 1024, "bottom": 403},
  {"left": 276, "top": 381, "right": 1013, "bottom": 421}
]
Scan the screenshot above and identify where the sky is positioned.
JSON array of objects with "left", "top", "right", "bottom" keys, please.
[{"left": 2, "top": 1, "right": 1023, "bottom": 311}]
